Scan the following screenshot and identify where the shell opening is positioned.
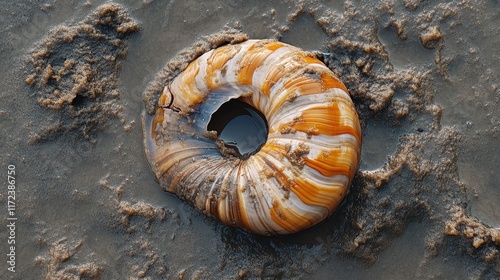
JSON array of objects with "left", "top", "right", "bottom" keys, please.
[{"left": 207, "top": 98, "right": 268, "bottom": 160}]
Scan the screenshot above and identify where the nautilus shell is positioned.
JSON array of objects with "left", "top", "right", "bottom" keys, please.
[{"left": 143, "top": 39, "right": 362, "bottom": 235}]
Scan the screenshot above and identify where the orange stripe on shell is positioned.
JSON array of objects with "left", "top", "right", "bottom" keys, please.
[
  {"left": 237, "top": 41, "right": 286, "bottom": 88},
  {"left": 205, "top": 44, "right": 240, "bottom": 90}
]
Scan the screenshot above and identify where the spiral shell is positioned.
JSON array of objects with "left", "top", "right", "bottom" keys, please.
[{"left": 143, "top": 39, "right": 362, "bottom": 235}]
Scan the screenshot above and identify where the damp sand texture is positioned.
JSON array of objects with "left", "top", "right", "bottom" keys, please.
[{"left": 1, "top": 0, "right": 499, "bottom": 279}]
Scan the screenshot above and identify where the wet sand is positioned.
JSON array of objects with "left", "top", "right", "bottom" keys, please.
[{"left": 0, "top": 0, "right": 499, "bottom": 279}]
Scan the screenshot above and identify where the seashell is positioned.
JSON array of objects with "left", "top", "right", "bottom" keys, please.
[{"left": 143, "top": 39, "right": 362, "bottom": 235}]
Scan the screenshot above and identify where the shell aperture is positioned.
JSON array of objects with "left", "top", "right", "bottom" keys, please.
[
  {"left": 143, "top": 39, "right": 362, "bottom": 235},
  {"left": 207, "top": 98, "right": 268, "bottom": 159}
]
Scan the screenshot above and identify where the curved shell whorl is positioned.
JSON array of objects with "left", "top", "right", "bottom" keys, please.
[{"left": 143, "top": 39, "right": 362, "bottom": 235}]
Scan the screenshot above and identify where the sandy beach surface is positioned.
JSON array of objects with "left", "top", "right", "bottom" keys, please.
[{"left": 0, "top": 0, "right": 499, "bottom": 279}]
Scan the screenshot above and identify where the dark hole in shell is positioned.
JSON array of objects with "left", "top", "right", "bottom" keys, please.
[{"left": 207, "top": 99, "right": 268, "bottom": 159}]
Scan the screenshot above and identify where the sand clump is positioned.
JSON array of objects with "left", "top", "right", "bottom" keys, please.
[
  {"left": 117, "top": 201, "right": 168, "bottom": 229},
  {"left": 35, "top": 238, "right": 101, "bottom": 279},
  {"left": 25, "top": 3, "right": 139, "bottom": 142},
  {"left": 420, "top": 26, "right": 443, "bottom": 49},
  {"left": 445, "top": 206, "right": 500, "bottom": 249}
]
